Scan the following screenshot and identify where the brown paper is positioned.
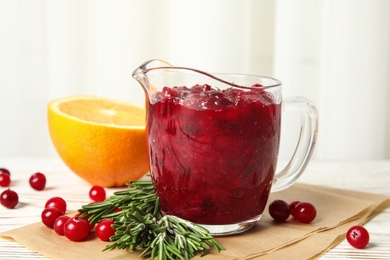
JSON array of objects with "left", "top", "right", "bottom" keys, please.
[{"left": 1, "top": 183, "right": 389, "bottom": 260}]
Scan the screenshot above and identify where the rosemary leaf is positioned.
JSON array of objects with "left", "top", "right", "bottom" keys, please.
[{"left": 78, "top": 179, "right": 224, "bottom": 259}]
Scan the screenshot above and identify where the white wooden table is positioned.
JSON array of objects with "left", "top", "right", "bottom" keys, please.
[{"left": 1, "top": 157, "right": 389, "bottom": 259}]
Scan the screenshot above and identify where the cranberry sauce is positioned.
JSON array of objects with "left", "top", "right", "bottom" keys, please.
[{"left": 147, "top": 84, "right": 281, "bottom": 225}]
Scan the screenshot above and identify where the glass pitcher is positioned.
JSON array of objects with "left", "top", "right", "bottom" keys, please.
[{"left": 133, "top": 59, "right": 318, "bottom": 235}]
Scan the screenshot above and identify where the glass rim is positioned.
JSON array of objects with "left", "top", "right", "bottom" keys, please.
[{"left": 133, "top": 65, "right": 282, "bottom": 90}]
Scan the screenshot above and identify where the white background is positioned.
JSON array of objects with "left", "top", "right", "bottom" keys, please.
[{"left": 1, "top": 0, "right": 389, "bottom": 161}]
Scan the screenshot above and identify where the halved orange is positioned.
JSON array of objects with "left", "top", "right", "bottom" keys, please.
[{"left": 47, "top": 96, "right": 149, "bottom": 187}]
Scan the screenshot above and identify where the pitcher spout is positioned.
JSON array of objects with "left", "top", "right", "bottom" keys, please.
[
  {"left": 132, "top": 59, "right": 174, "bottom": 80},
  {"left": 132, "top": 59, "right": 174, "bottom": 96}
]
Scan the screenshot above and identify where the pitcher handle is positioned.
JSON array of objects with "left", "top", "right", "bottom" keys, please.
[{"left": 271, "top": 96, "right": 319, "bottom": 192}]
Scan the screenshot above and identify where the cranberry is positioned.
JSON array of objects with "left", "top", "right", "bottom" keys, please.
[
  {"left": 53, "top": 215, "right": 70, "bottom": 236},
  {"left": 89, "top": 185, "right": 106, "bottom": 202},
  {"left": 289, "top": 201, "right": 301, "bottom": 211},
  {"left": 113, "top": 208, "right": 122, "bottom": 213},
  {"left": 75, "top": 212, "right": 95, "bottom": 231},
  {"left": 64, "top": 217, "right": 90, "bottom": 241},
  {"left": 96, "top": 219, "right": 116, "bottom": 241},
  {"left": 347, "top": 226, "right": 370, "bottom": 249},
  {"left": 0, "top": 168, "right": 10, "bottom": 175},
  {"left": 162, "top": 86, "right": 180, "bottom": 98},
  {"left": 192, "top": 84, "right": 212, "bottom": 92},
  {"left": 0, "top": 173, "right": 11, "bottom": 187},
  {"left": 251, "top": 83, "right": 263, "bottom": 88},
  {"left": 204, "top": 92, "right": 232, "bottom": 109},
  {"left": 29, "top": 172, "right": 46, "bottom": 191},
  {"left": 45, "top": 197, "right": 67, "bottom": 214},
  {"left": 41, "top": 207, "right": 64, "bottom": 228},
  {"left": 268, "top": 200, "right": 290, "bottom": 222},
  {"left": 0, "top": 189, "right": 19, "bottom": 209},
  {"left": 291, "top": 202, "right": 317, "bottom": 223}
]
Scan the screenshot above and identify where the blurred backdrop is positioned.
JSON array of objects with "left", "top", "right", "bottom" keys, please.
[{"left": 1, "top": 0, "right": 389, "bottom": 161}]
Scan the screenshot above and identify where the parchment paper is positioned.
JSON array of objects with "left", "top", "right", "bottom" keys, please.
[{"left": 1, "top": 183, "right": 389, "bottom": 260}]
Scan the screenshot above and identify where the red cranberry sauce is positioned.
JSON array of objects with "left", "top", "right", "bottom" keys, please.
[{"left": 147, "top": 84, "right": 281, "bottom": 224}]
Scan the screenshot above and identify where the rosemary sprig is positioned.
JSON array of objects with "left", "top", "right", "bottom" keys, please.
[{"left": 78, "top": 179, "right": 224, "bottom": 259}]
